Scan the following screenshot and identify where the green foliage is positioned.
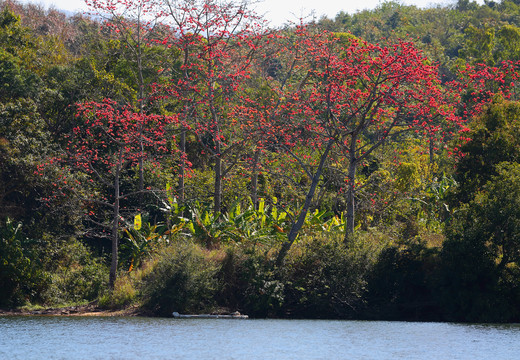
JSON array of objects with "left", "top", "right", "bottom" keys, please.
[
  {"left": 3, "top": 0, "right": 520, "bottom": 321},
  {"left": 440, "top": 162, "right": 520, "bottom": 322},
  {"left": 496, "top": 24, "right": 520, "bottom": 62},
  {"left": 41, "top": 237, "right": 108, "bottom": 304},
  {"left": 395, "top": 162, "right": 421, "bottom": 193},
  {"left": 325, "top": 0, "right": 520, "bottom": 73},
  {"left": 0, "top": 218, "right": 48, "bottom": 307},
  {"left": 283, "top": 234, "right": 377, "bottom": 318},
  {"left": 182, "top": 201, "right": 232, "bottom": 247},
  {"left": 0, "top": 7, "right": 33, "bottom": 57},
  {"left": 452, "top": 99, "right": 520, "bottom": 205},
  {"left": 0, "top": 48, "right": 40, "bottom": 100},
  {"left": 366, "top": 240, "right": 441, "bottom": 321},
  {"left": 141, "top": 242, "right": 219, "bottom": 316},
  {"left": 217, "top": 230, "right": 391, "bottom": 319},
  {"left": 167, "top": 198, "right": 346, "bottom": 249},
  {"left": 98, "top": 269, "right": 142, "bottom": 309},
  {"left": 439, "top": 230, "right": 507, "bottom": 322},
  {"left": 471, "top": 162, "right": 520, "bottom": 269},
  {"left": 459, "top": 24, "right": 496, "bottom": 64},
  {"left": 120, "top": 222, "right": 170, "bottom": 272},
  {"left": 217, "top": 245, "right": 282, "bottom": 317},
  {"left": 0, "top": 98, "right": 50, "bottom": 157},
  {"left": 98, "top": 281, "right": 136, "bottom": 309}
]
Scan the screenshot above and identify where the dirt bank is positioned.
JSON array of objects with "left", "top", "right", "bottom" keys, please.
[{"left": 0, "top": 304, "right": 143, "bottom": 317}]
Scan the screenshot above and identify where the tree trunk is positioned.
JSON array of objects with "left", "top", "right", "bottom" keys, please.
[
  {"left": 137, "top": 15, "right": 145, "bottom": 208},
  {"left": 178, "top": 128, "right": 186, "bottom": 204},
  {"left": 276, "top": 138, "right": 334, "bottom": 267},
  {"left": 250, "top": 149, "right": 260, "bottom": 209},
  {"left": 429, "top": 132, "right": 435, "bottom": 165},
  {"left": 138, "top": 141, "right": 144, "bottom": 206},
  {"left": 109, "top": 148, "right": 123, "bottom": 288},
  {"left": 345, "top": 148, "right": 357, "bottom": 242},
  {"left": 214, "top": 141, "right": 222, "bottom": 217}
]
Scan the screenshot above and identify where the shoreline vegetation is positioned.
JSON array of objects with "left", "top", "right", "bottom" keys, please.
[
  {"left": 2, "top": 0, "right": 520, "bottom": 323},
  {"left": 0, "top": 304, "right": 139, "bottom": 317}
]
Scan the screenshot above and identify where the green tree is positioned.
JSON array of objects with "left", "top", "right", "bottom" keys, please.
[
  {"left": 441, "top": 162, "right": 520, "bottom": 322},
  {"left": 451, "top": 99, "right": 520, "bottom": 205},
  {"left": 459, "top": 24, "right": 496, "bottom": 64},
  {"left": 496, "top": 24, "right": 520, "bottom": 62},
  {"left": 0, "top": 7, "right": 55, "bottom": 227},
  {"left": 0, "top": 218, "right": 48, "bottom": 307}
]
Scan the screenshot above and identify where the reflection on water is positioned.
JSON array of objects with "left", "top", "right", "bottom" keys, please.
[{"left": 1, "top": 316, "right": 519, "bottom": 360}]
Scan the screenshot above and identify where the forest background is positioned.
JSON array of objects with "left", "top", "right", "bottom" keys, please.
[{"left": 2, "top": 0, "right": 520, "bottom": 322}]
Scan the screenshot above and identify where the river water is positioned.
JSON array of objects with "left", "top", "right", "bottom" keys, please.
[{"left": 1, "top": 316, "right": 519, "bottom": 359}]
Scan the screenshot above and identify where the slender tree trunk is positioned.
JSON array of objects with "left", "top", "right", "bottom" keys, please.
[
  {"left": 138, "top": 141, "right": 144, "bottom": 206},
  {"left": 214, "top": 141, "right": 222, "bottom": 217},
  {"left": 178, "top": 128, "right": 186, "bottom": 204},
  {"left": 179, "top": 40, "right": 190, "bottom": 206},
  {"left": 206, "top": 57, "right": 222, "bottom": 217},
  {"left": 429, "top": 132, "right": 435, "bottom": 165},
  {"left": 276, "top": 138, "right": 334, "bottom": 267},
  {"left": 345, "top": 144, "right": 358, "bottom": 242},
  {"left": 250, "top": 149, "right": 260, "bottom": 209},
  {"left": 137, "top": 13, "right": 145, "bottom": 208},
  {"left": 109, "top": 148, "right": 123, "bottom": 288}
]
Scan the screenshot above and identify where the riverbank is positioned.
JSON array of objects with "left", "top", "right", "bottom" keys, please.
[
  {"left": 0, "top": 304, "right": 143, "bottom": 317},
  {"left": 0, "top": 304, "right": 244, "bottom": 318}
]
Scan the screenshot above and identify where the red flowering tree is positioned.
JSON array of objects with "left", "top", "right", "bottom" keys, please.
[
  {"left": 448, "top": 60, "right": 520, "bottom": 122},
  {"left": 236, "top": 28, "right": 462, "bottom": 264},
  {"left": 305, "top": 34, "right": 460, "bottom": 239},
  {"left": 156, "top": 0, "right": 266, "bottom": 214},
  {"left": 51, "top": 99, "right": 175, "bottom": 287},
  {"left": 85, "top": 0, "right": 164, "bottom": 104},
  {"left": 85, "top": 0, "right": 172, "bottom": 206}
]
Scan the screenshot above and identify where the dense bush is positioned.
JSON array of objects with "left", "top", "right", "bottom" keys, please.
[
  {"left": 217, "top": 244, "right": 282, "bottom": 318},
  {"left": 1, "top": 218, "right": 108, "bottom": 308},
  {"left": 216, "top": 233, "right": 387, "bottom": 319},
  {"left": 141, "top": 241, "right": 219, "bottom": 316},
  {"left": 41, "top": 238, "right": 108, "bottom": 305},
  {"left": 0, "top": 218, "right": 49, "bottom": 307},
  {"left": 365, "top": 240, "right": 442, "bottom": 321},
  {"left": 282, "top": 234, "right": 376, "bottom": 319},
  {"left": 438, "top": 162, "right": 520, "bottom": 322},
  {"left": 126, "top": 234, "right": 385, "bottom": 318},
  {"left": 437, "top": 234, "right": 505, "bottom": 322}
]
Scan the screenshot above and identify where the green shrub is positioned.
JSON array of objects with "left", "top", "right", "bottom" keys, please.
[
  {"left": 41, "top": 238, "right": 108, "bottom": 305},
  {"left": 98, "top": 259, "right": 158, "bottom": 309},
  {"left": 282, "top": 233, "right": 377, "bottom": 319},
  {"left": 438, "top": 162, "right": 520, "bottom": 322},
  {"left": 365, "top": 240, "right": 441, "bottom": 321},
  {"left": 0, "top": 218, "right": 49, "bottom": 307},
  {"left": 98, "top": 276, "right": 137, "bottom": 309},
  {"left": 217, "top": 244, "right": 282, "bottom": 318},
  {"left": 141, "top": 241, "right": 219, "bottom": 316},
  {"left": 438, "top": 235, "right": 503, "bottom": 322}
]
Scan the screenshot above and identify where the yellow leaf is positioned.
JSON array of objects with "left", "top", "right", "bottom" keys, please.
[{"left": 134, "top": 214, "right": 142, "bottom": 230}]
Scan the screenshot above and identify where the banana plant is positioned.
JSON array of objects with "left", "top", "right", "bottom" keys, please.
[
  {"left": 121, "top": 222, "right": 169, "bottom": 272},
  {"left": 164, "top": 196, "right": 346, "bottom": 248},
  {"left": 182, "top": 201, "right": 230, "bottom": 247}
]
